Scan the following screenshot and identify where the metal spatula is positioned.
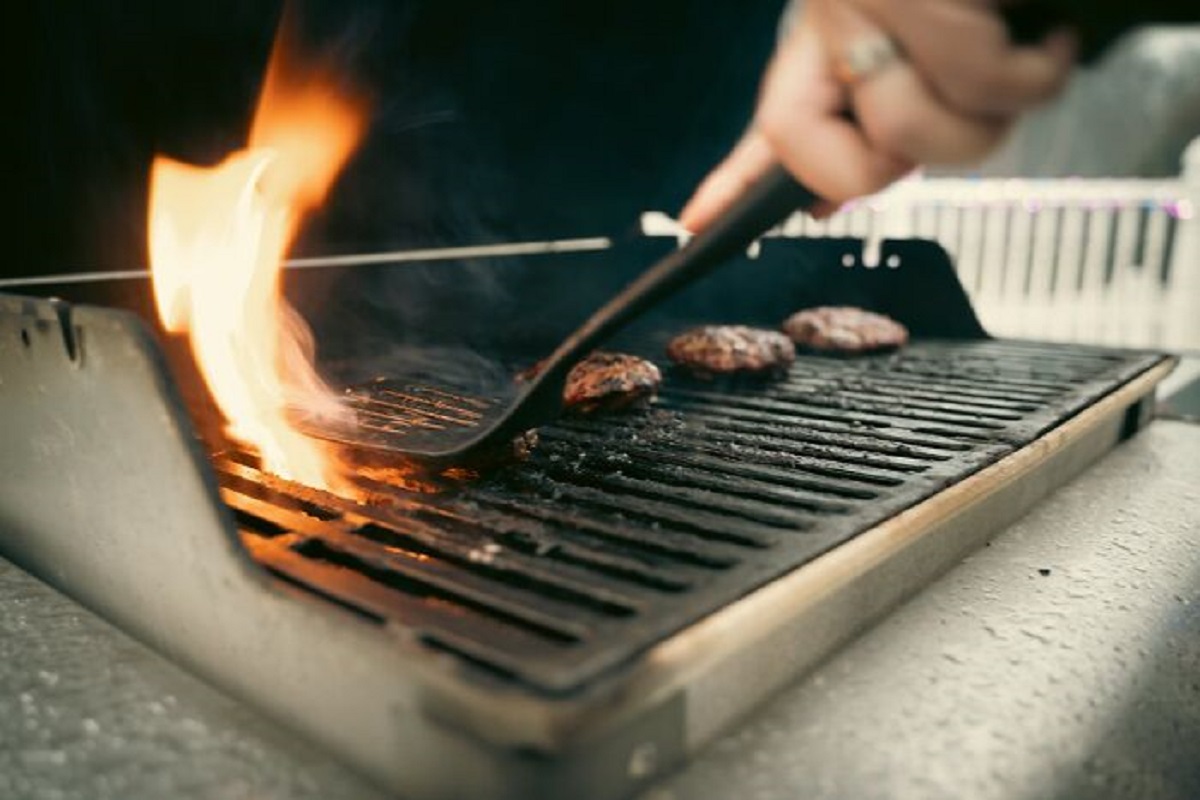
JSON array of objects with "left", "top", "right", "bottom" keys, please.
[{"left": 304, "top": 165, "right": 818, "bottom": 465}]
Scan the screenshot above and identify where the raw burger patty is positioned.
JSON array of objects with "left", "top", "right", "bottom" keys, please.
[
  {"left": 783, "top": 306, "right": 908, "bottom": 353},
  {"left": 666, "top": 325, "right": 796, "bottom": 377},
  {"left": 563, "top": 352, "right": 662, "bottom": 413}
]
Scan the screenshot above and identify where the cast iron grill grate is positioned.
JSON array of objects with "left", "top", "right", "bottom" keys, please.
[{"left": 213, "top": 338, "right": 1159, "bottom": 695}]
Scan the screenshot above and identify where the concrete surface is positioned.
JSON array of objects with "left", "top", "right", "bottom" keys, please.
[
  {"left": 645, "top": 419, "right": 1200, "bottom": 800},
  {"left": 2, "top": 419, "right": 1198, "bottom": 800},
  {"left": 0, "top": 567, "right": 386, "bottom": 799}
]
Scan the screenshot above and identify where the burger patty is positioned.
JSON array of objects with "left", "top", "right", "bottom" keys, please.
[
  {"left": 666, "top": 325, "right": 796, "bottom": 378},
  {"left": 562, "top": 352, "right": 663, "bottom": 413},
  {"left": 783, "top": 306, "right": 909, "bottom": 353}
]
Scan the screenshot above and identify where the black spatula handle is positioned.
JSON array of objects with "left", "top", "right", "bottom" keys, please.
[
  {"left": 550, "top": 166, "right": 814, "bottom": 361},
  {"left": 507, "top": 165, "right": 816, "bottom": 432}
]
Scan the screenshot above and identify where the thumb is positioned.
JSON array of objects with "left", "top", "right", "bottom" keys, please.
[
  {"left": 678, "top": 128, "right": 776, "bottom": 233},
  {"left": 678, "top": 128, "right": 843, "bottom": 232}
]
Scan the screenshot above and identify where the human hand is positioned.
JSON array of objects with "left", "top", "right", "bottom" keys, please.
[{"left": 679, "top": 0, "right": 1077, "bottom": 232}]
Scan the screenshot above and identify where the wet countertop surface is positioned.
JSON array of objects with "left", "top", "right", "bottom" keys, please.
[{"left": 3, "top": 409, "right": 1198, "bottom": 799}]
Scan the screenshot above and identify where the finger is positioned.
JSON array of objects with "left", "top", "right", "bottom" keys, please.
[
  {"left": 757, "top": 20, "right": 913, "bottom": 206},
  {"left": 857, "top": 0, "right": 1077, "bottom": 116},
  {"left": 853, "top": 63, "right": 1013, "bottom": 164},
  {"left": 678, "top": 128, "right": 776, "bottom": 233},
  {"left": 989, "top": 27, "right": 1078, "bottom": 107},
  {"left": 819, "top": 0, "right": 1012, "bottom": 165},
  {"left": 909, "top": 28, "right": 1075, "bottom": 116}
]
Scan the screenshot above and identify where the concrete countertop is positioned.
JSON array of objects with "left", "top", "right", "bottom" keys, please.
[{"left": 2, "top": 414, "right": 1198, "bottom": 800}]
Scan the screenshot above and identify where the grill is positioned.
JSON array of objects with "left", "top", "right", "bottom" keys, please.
[
  {"left": 224, "top": 339, "right": 1160, "bottom": 695},
  {"left": 0, "top": 236, "right": 1175, "bottom": 800}
]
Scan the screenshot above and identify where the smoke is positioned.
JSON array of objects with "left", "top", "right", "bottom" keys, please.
[
  {"left": 278, "top": 301, "right": 355, "bottom": 427},
  {"left": 325, "top": 341, "right": 517, "bottom": 401}
]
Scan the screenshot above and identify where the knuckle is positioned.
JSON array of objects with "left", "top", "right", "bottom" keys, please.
[
  {"left": 822, "top": 174, "right": 871, "bottom": 206},
  {"left": 833, "top": 148, "right": 908, "bottom": 202},
  {"left": 862, "top": 105, "right": 926, "bottom": 160},
  {"left": 841, "top": 166, "right": 889, "bottom": 201},
  {"left": 939, "top": 65, "right": 1011, "bottom": 114},
  {"left": 937, "top": 74, "right": 982, "bottom": 111},
  {"left": 949, "top": 122, "right": 1009, "bottom": 164}
]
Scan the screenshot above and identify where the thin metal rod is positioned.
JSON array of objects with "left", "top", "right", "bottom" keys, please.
[{"left": 0, "top": 236, "right": 614, "bottom": 289}]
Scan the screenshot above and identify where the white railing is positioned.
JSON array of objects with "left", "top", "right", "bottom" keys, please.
[{"left": 645, "top": 138, "right": 1200, "bottom": 351}]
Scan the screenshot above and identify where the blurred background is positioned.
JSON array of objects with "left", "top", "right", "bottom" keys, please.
[
  {"left": 20, "top": 3, "right": 1200, "bottom": 265},
  {"left": 20, "top": 0, "right": 783, "bottom": 274},
  {"left": 16, "top": 1, "right": 1200, "bottom": 349}
]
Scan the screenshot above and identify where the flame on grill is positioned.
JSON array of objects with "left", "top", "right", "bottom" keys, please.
[{"left": 147, "top": 20, "right": 365, "bottom": 490}]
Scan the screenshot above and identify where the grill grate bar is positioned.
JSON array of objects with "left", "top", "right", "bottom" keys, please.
[
  {"left": 949, "top": 339, "right": 1126, "bottom": 359},
  {"left": 791, "top": 369, "right": 1062, "bottom": 404},
  {"left": 661, "top": 390, "right": 998, "bottom": 440},
  {"left": 792, "top": 376, "right": 1046, "bottom": 411},
  {"left": 777, "top": 375, "right": 1043, "bottom": 413},
  {"left": 751, "top": 390, "right": 1014, "bottom": 430},
  {"left": 536, "top": 438, "right": 861, "bottom": 513},
  {"left": 677, "top": 426, "right": 938, "bottom": 472},
  {"left": 343, "top": 522, "right": 639, "bottom": 618},
  {"left": 219, "top": 470, "right": 342, "bottom": 520},
  {"left": 226, "top": 491, "right": 604, "bottom": 641},
  {"left": 527, "top": 460, "right": 823, "bottom": 530},
  {"left": 402, "top": 502, "right": 701, "bottom": 589},
  {"left": 215, "top": 456, "right": 436, "bottom": 508},
  {"left": 882, "top": 361, "right": 1090, "bottom": 391},
  {"left": 380, "top": 508, "right": 696, "bottom": 596},
  {"left": 506, "top": 473, "right": 783, "bottom": 546},
  {"left": 243, "top": 536, "right": 585, "bottom": 679},
  {"left": 540, "top": 428, "right": 896, "bottom": 495},
  {"left": 559, "top": 415, "right": 938, "bottom": 472},
  {"left": 654, "top": 407, "right": 967, "bottom": 457},
  {"left": 488, "top": 529, "right": 693, "bottom": 593},
  {"left": 655, "top": 436, "right": 917, "bottom": 484},
  {"left": 217, "top": 463, "right": 655, "bottom": 623},
  {"left": 465, "top": 491, "right": 743, "bottom": 569},
  {"left": 555, "top": 414, "right": 931, "bottom": 475},
  {"left": 224, "top": 452, "right": 734, "bottom": 593},
  {"left": 779, "top": 388, "right": 1026, "bottom": 421},
  {"left": 791, "top": 349, "right": 1107, "bottom": 382}
]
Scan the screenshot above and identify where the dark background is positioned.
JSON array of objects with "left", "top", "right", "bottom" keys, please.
[{"left": 19, "top": 0, "right": 785, "bottom": 278}]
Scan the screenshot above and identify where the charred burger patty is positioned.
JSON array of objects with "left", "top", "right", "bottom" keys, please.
[
  {"left": 783, "top": 306, "right": 908, "bottom": 353},
  {"left": 563, "top": 352, "right": 662, "bottom": 413},
  {"left": 666, "top": 325, "right": 796, "bottom": 378}
]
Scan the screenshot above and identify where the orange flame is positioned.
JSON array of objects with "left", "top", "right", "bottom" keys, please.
[{"left": 148, "top": 24, "right": 366, "bottom": 489}]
